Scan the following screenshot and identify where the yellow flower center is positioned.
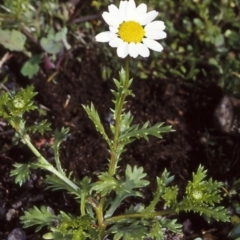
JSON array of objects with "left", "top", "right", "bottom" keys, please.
[{"left": 118, "top": 21, "right": 145, "bottom": 43}]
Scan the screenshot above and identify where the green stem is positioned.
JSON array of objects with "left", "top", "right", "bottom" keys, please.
[
  {"left": 104, "top": 209, "right": 174, "bottom": 226},
  {"left": 95, "top": 58, "right": 130, "bottom": 239},
  {"left": 54, "top": 143, "right": 65, "bottom": 175},
  {"left": 80, "top": 196, "right": 86, "bottom": 216},
  {"left": 108, "top": 58, "right": 130, "bottom": 176},
  {"left": 96, "top": 196, "right": 107, "bottom": 239},
  {"left": 22, "top": 135, "right": 80, "bottom": 193}
]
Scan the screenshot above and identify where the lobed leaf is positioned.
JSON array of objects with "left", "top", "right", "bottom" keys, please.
[
  {"left": 10, "top": 163, "right": 32, "bottom": 186},
  {"left": 91, "top": 172, "right": 120, "bottom": 196},
  {"left": 20, "top": 206, "right": 58, "bottom": 232},
  {"left": 82, "top": 103, "right": 111, "bottom": 147},
  {"left": 26, "top": 119, "right": 51, "bottom": 135}
]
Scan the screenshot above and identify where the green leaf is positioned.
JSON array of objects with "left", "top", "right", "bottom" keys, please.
[
  {"left": 92, "top": 172, "right": 120, "bottom": 196},
  {"left": 44, "top": 174, "right": 81, "bottom": 198},
  {"left": 105, "top": 165, "right": 149, "bottom": 218},
  {"left": 112, "top": 222, "right": 147, "bottom": 240},
  {"left": 40, "top": 29, "right": 64, "bottom": 54},
  {"left": 21, "top": 55, "right": 42, "bottom": 79},
  {"left": 0, "top": 29, "right": 26, "bottom": 51},
  {"left": 125, "top": 165, "right": 149, "bottom": 190},
  {"left": 20, "top": 206, "right": 58, "bottom": 232},
  {"left": 0, "top": 91, "right": 10, "bottom": 118},
  {"left": 111, "top": 68, "right": 134, "bottom": 122},
  {"left": 162, "top": 186, "right": 179, "bottom": 208},
  {"left": 47, "top": 214, "right": 99, "bottom": 240},
  {"left": 160, "top": 218, "right": 182, "bottom": 233},
  {"left": 145, "top": 169, "right": 174, "bottom": 213},
  {"left": 149, "top": 220, "right": 164, "bottom": 240},
  {"left": 178, "top": 165, "right": 230, "bottom": 222},
  {"left": 119, "top": 120, "right": 174, "bottom": 143},
  {"left": 82, "top": 103, "right": 111, "bottom": 147},
  {"left": 53, "top": 127, "right": 70, "bottom": 149},
  {"left": 10, "top": 163, "right": 32, "bottom": 186},
  {"left": 26, "top": 119, "right": 51, "bottom": 135},
  {"left": 149, "top": 218, "right": 181, "bottom": 240}
]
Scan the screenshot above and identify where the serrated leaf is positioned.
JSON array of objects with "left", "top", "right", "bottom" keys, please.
[
  {"left": 43, "top": 227, "right": 73, "bottom": 240},
  {"left": 162, "top": 186, "right": 179, "bottom": 208},
  {"left": 92, "top": 172, "right": 120, "bottom": 196},
  {"left": 53, "top": 127, "right": 69, "bottom": 148},
  {"left": 82, "top": 103, "right": 111, "bottom": 147},
  {"left": 178, "top": 165, "right": 230, "bottom": 222},
  {"left": 2, "top": 85, "right": 37, "bottom": 119},
  {"left": 149, "top": 220, "right": 164, "bottom": 240},
  {"left": 112, "top": 222, "right": 147, "bottom": 240},
  {"left": 44, "top": 174, "right": 81, "bottom": 198},
  {"left": 125, "top": 165, "right": 149, "bottom": 189},
  {"left": 145, "top": 169, "right": 174, "bottom": 213},
  {"left": 0, "top": 91, "right": 10, "bottom": 118},
  {"left": 159, "top": 218, "right": 182, "bottom": 233},
  {"left": 105, "top": 165, "right": 149, "bottom": 218},
  {"left": 26, "top": 119, "right": 51, "bottom": 135},
  {"left": 119, "top": 121, "right": 174, "bottom": 143},
  {"left": 192, "top": 165, "right": 207, "bottom": 184},
  {"left": 185, "top": 165, "right": 223, "bottom": 207},
  {"left": 20, "top": 206, "right": 58, "bottom": 232},
  {"left": 10, "top": 163, "right": 32, "bottom": 186},
  {"left": 179, "top": 202, "right": 229, "bottom": 222}
]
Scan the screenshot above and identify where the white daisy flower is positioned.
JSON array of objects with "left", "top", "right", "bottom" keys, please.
[{"left": 95, "top": 0, "right": 167, "bottom": 58}]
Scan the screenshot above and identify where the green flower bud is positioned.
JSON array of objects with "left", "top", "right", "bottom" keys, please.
[{"left": 13, "top": 97, "right": 25, "bottom": 109}]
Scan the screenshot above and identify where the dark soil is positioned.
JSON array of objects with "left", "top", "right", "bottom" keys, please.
[{"left": 0, "top": 47, "right": 239, "bottom": 239}]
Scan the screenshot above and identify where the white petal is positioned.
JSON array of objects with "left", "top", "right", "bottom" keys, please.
[
  {"left": 145, "top": 30, "right": 167, "bottom": 40},
  {"left": 145, "top": 21, "right": 166, "bottom": 31},
  {"left": 109, "top": 26, "right": 119, "bottom": 33},
  {"left": 136, "top": 43, "right": 150, "bottom": 57},
  {"left": 133, "top": 3, "right": 147, "bottom": 22},
  {"left": 128, "top": 43, "right": 138, "bottom": 58},
  {"left": 143, "top": 38, "right": 163, "bottom": 52},
  {"left": 140, "top": 10, "right": 158, "bottom": 25},
  {"left": 109, "top": 38, "right": 124, "bottom": 48},
  {"left": 108, "top": 4, "right": 122, "bottom": 24},
  {"left": 119, "top": 1, "right": 128, "bottom": 21},
  {"left": 117, "top": 42, "right": 129, "bottom": 58},
  {"left": 95, "top": 31, "right": 111, "bottom": 42},
  {"left": 102, "top": 12, "right": 120, "bottom": 26},
  {"left": 126, "top": 0, "right": 136, "bottom": 20}
]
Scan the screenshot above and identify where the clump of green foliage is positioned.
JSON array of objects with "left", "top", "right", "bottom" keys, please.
[
  {"left": 0, "top": 0, "right": 73, "bottom": 78},
  {"left": 0, "top": 67, "right": 229, "bottom": 239}
]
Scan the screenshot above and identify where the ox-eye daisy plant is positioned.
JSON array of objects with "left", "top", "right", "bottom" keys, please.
[{"left": 0, "top": 0, "right": 229, "bottom": 239}]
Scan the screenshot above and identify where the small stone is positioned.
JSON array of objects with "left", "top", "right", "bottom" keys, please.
[
  {"left": 7, "top": 228, "right": 26, "bottom": 240},
  {"left": 6, "top": 209, "right": 16, "bottom": 221},
  {"left": 11, "top": 200, "right": 22, "bottom": 209}
]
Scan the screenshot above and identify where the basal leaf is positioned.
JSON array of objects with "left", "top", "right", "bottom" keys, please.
[
  {"left": 21, "top": 55, "right": 42, "bottom": 79},
  {"left": 0, "top": 29, "right": 26, "bottom": 51}
]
